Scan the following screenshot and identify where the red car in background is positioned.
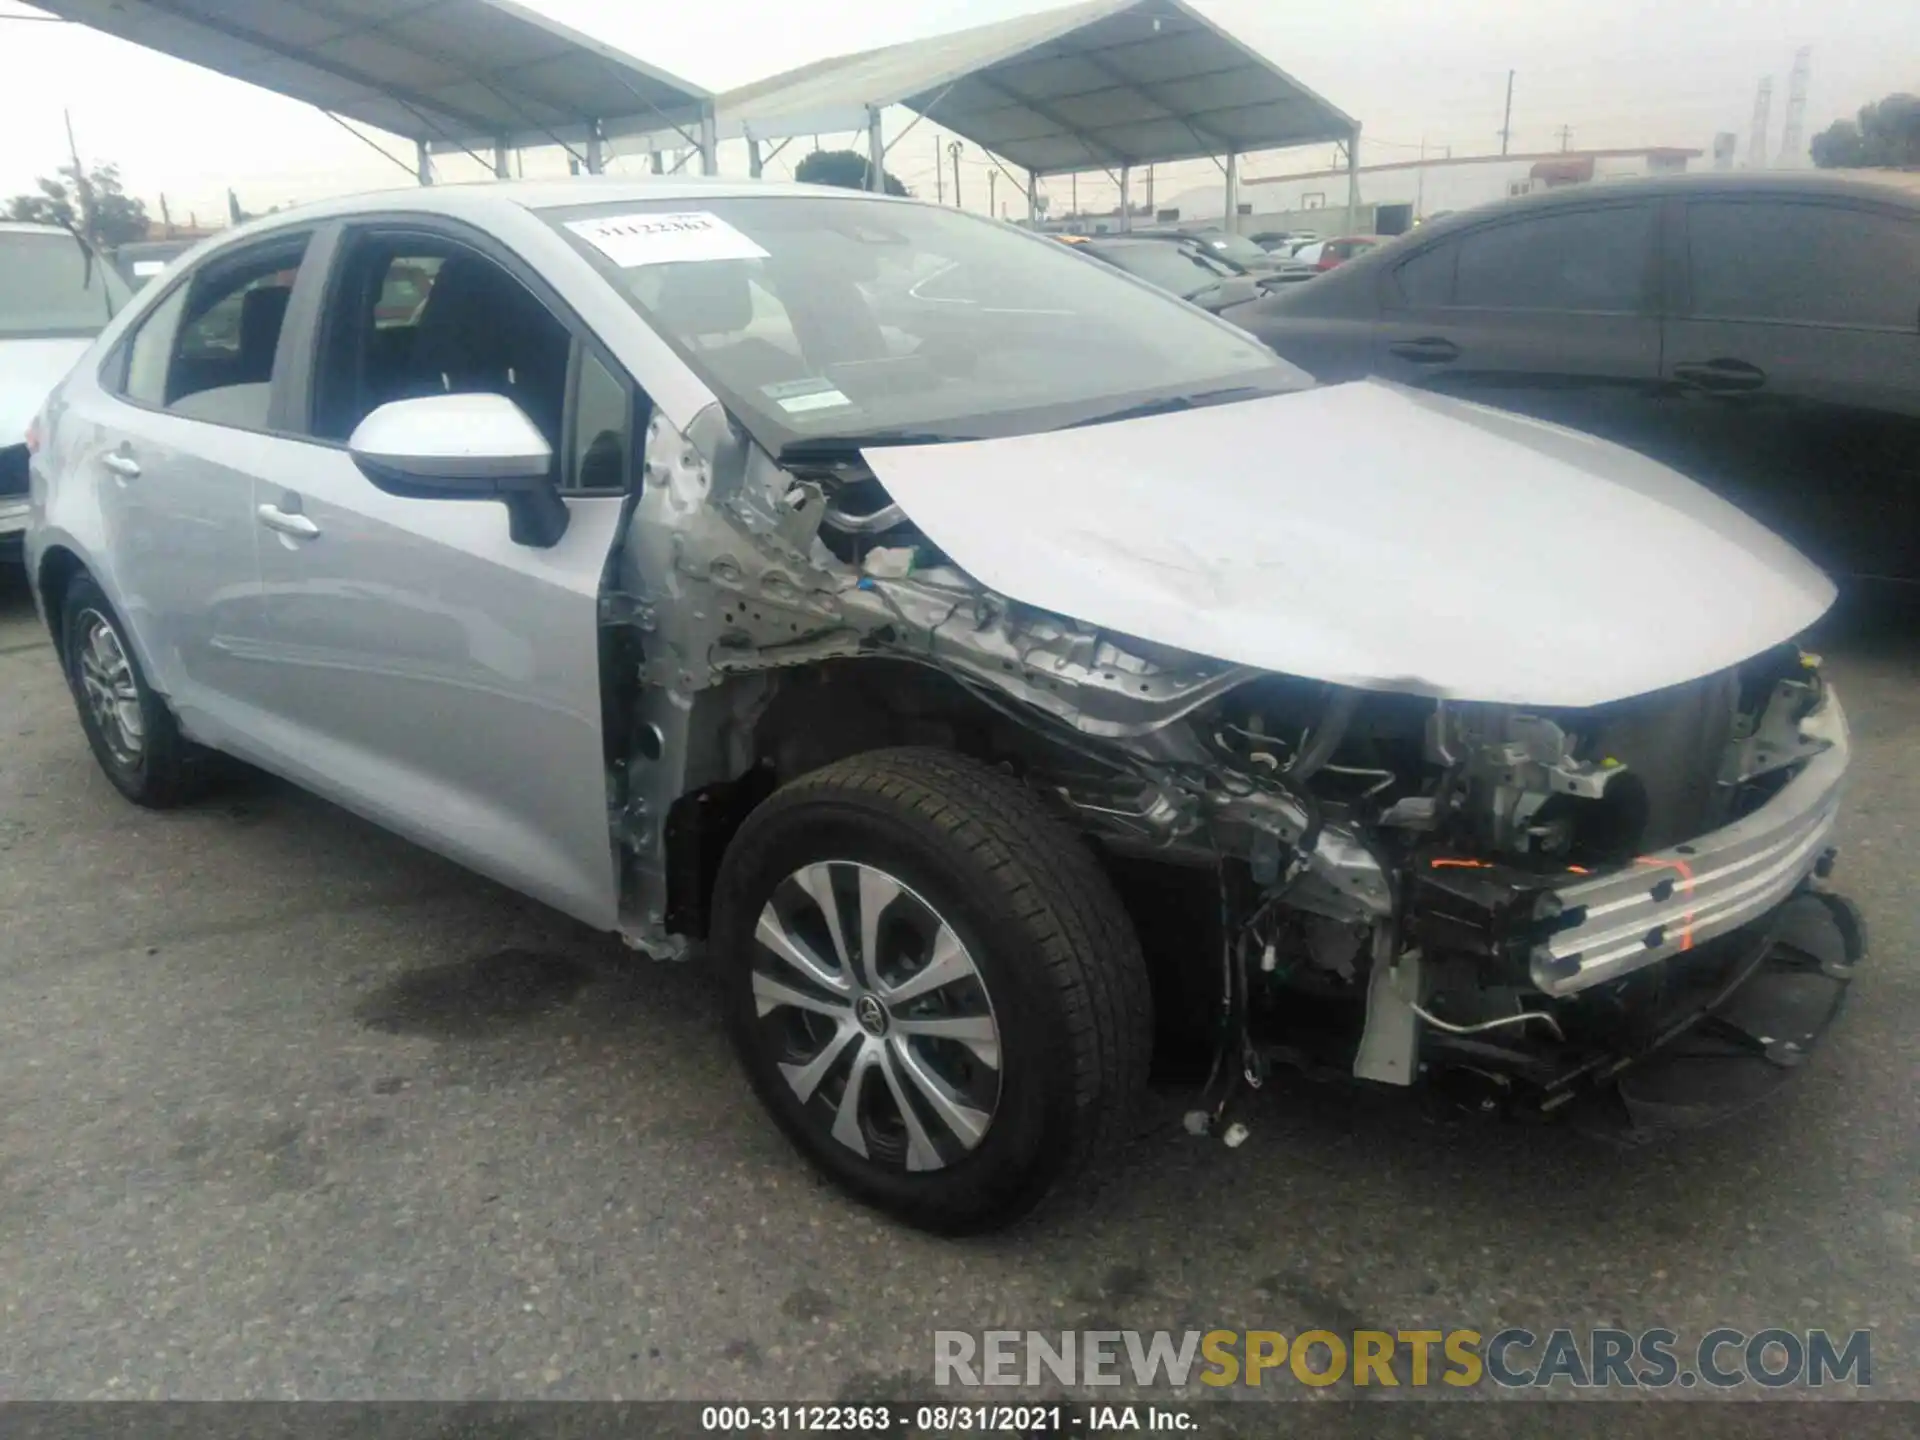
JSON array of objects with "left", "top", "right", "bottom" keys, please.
[{"left": 1298, "top": 235, "right": 1383, "bottom": 271}]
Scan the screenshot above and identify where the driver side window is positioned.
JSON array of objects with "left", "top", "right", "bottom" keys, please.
[{"left": 309, "top": 235, "right": 571, "bottom": 455}]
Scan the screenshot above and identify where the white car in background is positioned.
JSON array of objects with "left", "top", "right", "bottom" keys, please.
[{"left": 0, "top": 221, "right": 129, "bottom": 559}]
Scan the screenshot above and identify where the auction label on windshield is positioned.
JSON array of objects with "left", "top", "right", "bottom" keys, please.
[{"left": 566, "top": 211, "right": 770, "bottom": 267}]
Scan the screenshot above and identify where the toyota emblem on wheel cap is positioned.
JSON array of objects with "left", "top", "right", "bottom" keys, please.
[{"left": 855, "top": 993, "right": 889, "bottom": 1036}]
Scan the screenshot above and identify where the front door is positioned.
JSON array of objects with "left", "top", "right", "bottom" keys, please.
[
  {"left": 1371, "top": 199, "right": 1665, "bottom": 439},
  {"left": 243, "top": 224, "right": 639, "bottom": 927}
]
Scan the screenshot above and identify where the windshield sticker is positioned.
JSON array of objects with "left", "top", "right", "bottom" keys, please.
[
  {"left": 565, "top": 212, "right": 769, "bottom": 268},
  {"left": 776, "top": 388, "right": 854, "bottom": 415},
  {"left": 762, "top": 378, "right": 855, "bottom": 414}
]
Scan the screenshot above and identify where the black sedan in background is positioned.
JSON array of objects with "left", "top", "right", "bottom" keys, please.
[
  {"left": 1065, "top": 234, "right": 1279, "bottom": 313},
  {"left": 1223, "top": 171, "right": 1920, "bottom": 587}
]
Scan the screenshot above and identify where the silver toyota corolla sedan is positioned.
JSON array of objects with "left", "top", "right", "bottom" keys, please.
[{"left": 25, "top": 179, "right": 1864, "bottom": 1233}]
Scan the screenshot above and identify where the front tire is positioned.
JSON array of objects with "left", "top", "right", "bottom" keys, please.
[
  {"left": 712, "top": 748, "right": 1153, "bottom": 1234},
  {"left": 60, "top": 574, "right": 216, "bottom": 808}
]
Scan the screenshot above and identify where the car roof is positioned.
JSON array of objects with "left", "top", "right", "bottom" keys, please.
[
  {"left": 1408, "top": 169, "right": 1920, "bottom": 242},
  {"left": 150, "top": 175, "right": 922, "bottom": 258}
]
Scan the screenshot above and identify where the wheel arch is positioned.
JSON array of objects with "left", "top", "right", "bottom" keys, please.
[{"left": 653, "top": 656, "right": 1057, "bottom": 942}]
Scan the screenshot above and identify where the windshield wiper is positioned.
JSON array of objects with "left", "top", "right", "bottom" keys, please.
[{"left": 1061, "top": 385, "right": 1270, "bottom": 430}]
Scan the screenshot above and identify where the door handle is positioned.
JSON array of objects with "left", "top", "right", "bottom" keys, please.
[
  {"left": 1388, "top": 336, "right": 1460, "bottom": 364},
  {"left": 256, "top": 503, "right": 320, "bottom": 539},
  {"left": 1673, "top": 358, "right": 1765, "bottom": 393},
  {"left": 101, "top": 451, "right": 140, "bottom": 479}
]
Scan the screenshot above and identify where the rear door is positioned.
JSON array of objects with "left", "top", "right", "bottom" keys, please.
[
  {"left": 1371, "top": 200, "right": 1665, "bottom": 437},
  {"left": 1660, "top": 195, "right": 1920, "bottom": 583},
  {"left": 82, "top": 230, "right": 313, "bottom": 740},
  {"left": 241, "top": 219, "right": 638, "bottom": 927}
]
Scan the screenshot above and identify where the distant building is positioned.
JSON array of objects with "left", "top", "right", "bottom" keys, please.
[{"left": 1162, "top": 146, "right": 1703, "bottom": 235}]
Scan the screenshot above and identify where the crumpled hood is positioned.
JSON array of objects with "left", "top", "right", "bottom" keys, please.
[
  {"left": 858, "top": 380, "right": 1836, "bottom": 708},
  {"left": 0, "top": 337, "right": 90, "bottom": 445}
]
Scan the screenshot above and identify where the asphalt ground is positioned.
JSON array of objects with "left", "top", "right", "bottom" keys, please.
[{"left": 0, "top": 563, "right": 1913, "bottom": 1430}]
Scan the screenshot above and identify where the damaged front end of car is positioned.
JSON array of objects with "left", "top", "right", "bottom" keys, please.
[{"left": 600, "top": 397, "right": 1865, "bottom": 1142}]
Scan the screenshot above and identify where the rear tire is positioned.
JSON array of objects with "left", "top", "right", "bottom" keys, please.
[
  {"left": 61, "top": 574, "right": 217, "bottom": 808},
  {"left": 712, "top": 748, "right": 1153, "bottom": 1234}
]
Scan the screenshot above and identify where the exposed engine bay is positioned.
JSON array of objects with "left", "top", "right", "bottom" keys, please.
[{"left": 603, "top": 408, "right": 1863, "bottom": 1137}]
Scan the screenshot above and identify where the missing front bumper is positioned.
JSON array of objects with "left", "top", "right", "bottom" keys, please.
[
  {"left": 1534, "top": 690, "right": 1850, "bottom": 998},
  {"left": 1553, "top": 888, "right": 1864, "bottom": 1133}
]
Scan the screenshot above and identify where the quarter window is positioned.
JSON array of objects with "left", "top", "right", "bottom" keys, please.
[
  {"left": 1687, "top": 200, "right": 1920, "bottom": 328},
  {"left": 567, "top": 347, "right": 632, "bottom": 494},
  {"left": 121, "top": 285, "right": 188, "bottom": 408}
]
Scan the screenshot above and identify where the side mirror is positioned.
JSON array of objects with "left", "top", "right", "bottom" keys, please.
[{"left": 348, "top": 392, "right": 568, "bottom": 547}]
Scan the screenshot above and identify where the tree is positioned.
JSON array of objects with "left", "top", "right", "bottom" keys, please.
[
  {"left": 1810, "top": 92, "right": 1920, "bottom": 169},
  {"left": 4, "top": 160, "right": 149, "bottom": 248},
  {"left": 794, "top": 148, "right": 909, "bottom": 196}
]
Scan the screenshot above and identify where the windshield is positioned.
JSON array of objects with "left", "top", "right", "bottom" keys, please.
[
  {"left": 544, "top": 196, "right": 1304, "bottom": 449},
  {"left": 1089, "top": 242, "right": 1236, "bottom": 299},
  {"left": 1193, "top": 231, "right": 1270, "bottom": 266},
  {"left": 0, "top": 230, "right": 130, "bottom": 339}
]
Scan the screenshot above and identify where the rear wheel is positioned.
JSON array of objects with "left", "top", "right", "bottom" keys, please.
[
  {"left": 712, "top": 748, "right": 1152, "bottom": 1233},
  {"left": 60, "top": 574, "right": 217, "bottom": 808}
]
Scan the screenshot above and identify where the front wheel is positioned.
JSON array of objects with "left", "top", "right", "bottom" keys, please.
[{"left": 712, "top": 748, "right": 1153, "bottom": 1234}]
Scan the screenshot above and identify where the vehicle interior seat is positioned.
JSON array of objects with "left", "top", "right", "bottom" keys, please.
[
  {"left": 649, "top": 261, "right": 810, "bottom": 392},
  {"left": 236, "top": 285, "right": 291, "bottom": 384},
  {"left": 405, "top": 254, "right": 569, "bottom": 450}
]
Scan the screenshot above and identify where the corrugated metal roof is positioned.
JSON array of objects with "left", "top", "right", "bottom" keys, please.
[
  {"left": 35, "top": 0, "right": 712, "bottom": 152},
  {"left": 616, "top": 0, "right": 1356, "bottom": 175}
]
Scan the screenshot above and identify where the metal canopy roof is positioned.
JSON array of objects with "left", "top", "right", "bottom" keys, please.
[
  {"left": 34, "top": 0, "right": 713, "bottom": 153},
  {"left": 620, "top": 0, "right": 1356, "bottom": 175}
]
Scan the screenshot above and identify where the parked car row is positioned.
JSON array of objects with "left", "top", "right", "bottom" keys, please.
[
  {"left": 1224, "top": 171, "right": 1920, "bottom": 587},
  {"left": 23, "top": 178, "right": 1865, "bottom": 1232},
  {"left": 1055, "top": 233, "right": 1280, "bottom": 313}
]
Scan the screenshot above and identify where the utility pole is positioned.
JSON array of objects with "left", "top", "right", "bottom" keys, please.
[
  {"left": 933, "top": 133, "right": 944, "bottom": 204},
  {"left": 1145, "top": 163, "right": 1154, "bottom": 216},
  {"left": 1555, "top": 124, "right": 1573, "bottom": 152},
  {"left": 1499, "top": 70, "right": 1515, "bottom": 156},
  {"left": 1070, "top": 172, "right": 1077, "bottom": 222},
  {"left": 948, "top": 139, "right": 963, "bottom": 208},
  {"left": 988, "top": 169, "right": 996, "bottom": 217}
]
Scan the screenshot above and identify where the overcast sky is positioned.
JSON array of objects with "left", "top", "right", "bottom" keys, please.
[{"left": 1, "top": 0, "right": 1914, "bottom": 223}]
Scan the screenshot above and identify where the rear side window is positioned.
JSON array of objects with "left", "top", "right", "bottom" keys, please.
[
  {"left": 113, "top": 235, "right": 310, "bottom": 431},
  {"left": 122, "top": 287, "right": 188, "bottom": 407},
  {"left": 1436, "top": 205, "right": 1655, "bottom": 312},
  {"left": 1687, "top": 200, "right": 1920, "bottom": 328}
]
